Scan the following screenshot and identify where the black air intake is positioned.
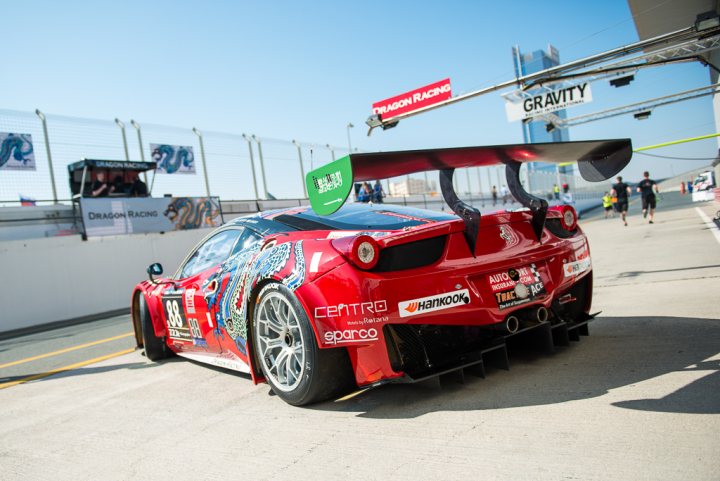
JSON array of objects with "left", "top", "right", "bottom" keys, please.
[{"left": 372, "top": 235, "right": 446, "bottom": 272}]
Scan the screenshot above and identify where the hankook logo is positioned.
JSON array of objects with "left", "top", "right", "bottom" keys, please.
[{"left": 398, "top": 289, "right": 471, "bottom": 318}]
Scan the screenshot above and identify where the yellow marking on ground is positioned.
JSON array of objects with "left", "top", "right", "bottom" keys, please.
[
  {"left": 0, "top": 332, "right": 134, "bottom": 370},
  {"left": 0, "top": 348, "right": 135, "bottom": 390},
  {"left": 334, "top": 388, "right": 369, "bottom": 402}
]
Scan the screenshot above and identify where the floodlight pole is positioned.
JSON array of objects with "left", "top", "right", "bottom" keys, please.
[
  {"left": 35, "top": 109, "right": 58, "bottom": 204},
  {"left": 252, "top": 135, "right": 269, "bottom": 199},
  {"left": 192, "top": 128, "right": 211, "bottom": 197},
  {"left": 326, "top": 144, "right": 335, "bottom": 161},
  {"left": 242, "top": 134, "right": 260, "bottom": 200},
  {"left": 130, "top": 120, "right": 148, "bottom": 185},
  {"left": 346, "top": 123, "right": 354, "bottom": 153},
  {"left": 130, "top": 120, "right": 145, "bottom": 160},
  {"left": 292, "top": 140, "right": 308, "bottom": 198},
  {"left": 114, "top": 118, "right": 130, "bottom": 161}
]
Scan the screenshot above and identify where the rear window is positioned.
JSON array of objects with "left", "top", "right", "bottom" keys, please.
[{"left": 276, "top": 204, "right": 456, "bottom": 231}]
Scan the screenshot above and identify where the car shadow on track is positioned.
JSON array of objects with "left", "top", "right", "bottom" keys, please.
[
  {"left": 0, "top": 359, "right": 163, "bottom": 385},
  {"left": 311, "top": 316, "right": 720, "bottom": 419}
]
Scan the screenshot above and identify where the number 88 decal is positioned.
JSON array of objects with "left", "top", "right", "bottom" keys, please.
[
  {"left": 189, "top": 318, "right": 202, "bottom": 338},
  {"left": 165, "top": 299, "right": 183, "bottom": 328}
]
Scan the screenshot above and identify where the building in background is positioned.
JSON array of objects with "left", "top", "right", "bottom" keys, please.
[
  {"left": 389, "top": 178, "right": 436, "bottom": 196},
  {"left": 512, "top": 45, "right": 571, "bottom": 176}
]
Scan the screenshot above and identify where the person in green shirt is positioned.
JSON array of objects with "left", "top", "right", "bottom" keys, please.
[{"left": 602, "top": 191, "right": 614, "bottom": 219}]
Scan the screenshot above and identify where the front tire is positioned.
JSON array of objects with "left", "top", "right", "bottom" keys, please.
[
  {"left": 253, "top": 282, "right": 353, "bottom": 406},
  {"left": 139, "top": 294, "right": 171, "bottom": 361}
]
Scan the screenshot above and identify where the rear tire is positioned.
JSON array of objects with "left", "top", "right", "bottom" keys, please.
[
  {"left": 253, "top": 282, "right": 354, "bottom": 406},
  {"left": 139, "top": 294, "right": 170, "bottom": 361}
]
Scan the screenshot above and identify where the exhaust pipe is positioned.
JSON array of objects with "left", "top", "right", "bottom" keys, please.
[
  {"left": 536, "top": 306, "right": 549, "bottom": 323},
  {"left": 505, "top": 315, "right": 520, "bottom": 334}
]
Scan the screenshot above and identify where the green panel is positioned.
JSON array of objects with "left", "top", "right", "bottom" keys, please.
[{"left": 306, "top": 155, "right": 353, "bottom": 215}]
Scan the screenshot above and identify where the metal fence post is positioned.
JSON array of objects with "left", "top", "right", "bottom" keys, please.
[
  {"left": 192, "top": 128, "right": 211, "bottom": 197},
  {"left": 114, "top": 119, "right": 130, "bottom": 161},
  {"left": 34, "top": 109, "right": 58, "bottom": 204},
  {"left": 292, "top": 140, "right": 307, "bottom": 198},
  {"left": 130, "top": 120, "right": 148, "bottom": 185},
  {"left": 241, "top": 134, "right": 260, "bottom": 200},
  {"left": 476, "top": 167, "right": 484, "bottom": 206},
  {"left": 252, "top": 135, "right": 269, "bottom": 199}
]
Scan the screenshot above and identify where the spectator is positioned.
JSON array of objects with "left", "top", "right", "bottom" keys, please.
[
  {"left": 610, "top": 175, "right": 631, "bottom": 226},
  {"left": 553, "top": 184, "right": 560, "bottom": 200},
  {"left": 111, "top": 174, "right": 127, "bottom": 195},
  {"left": 636, "top": 171, "right": 660, "bottom": 224},
  {"left": 91, "top": 172, "right": 110, "bottom": 197},
  {"left": 357, "top": 183, "right": 370, "bottom": 203},
  {"left": 491, "top": 185, "right": 498, "bottom": 206},
  {"left": 602, "top": 191, "right": 614, "bottom": 219},
  {"left": 372, "top": 181, "right": 384, "bottom": 203},
  {"left": 500, "top": 185, "right": 510, "bottom": 204},
  {"left": 131, "top": 174, "right": 148, "bottom": 197}
]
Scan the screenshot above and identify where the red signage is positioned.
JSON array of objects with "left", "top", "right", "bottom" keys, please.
[{"left": 372, "top": 78, "right": 452, "bottom": 119}]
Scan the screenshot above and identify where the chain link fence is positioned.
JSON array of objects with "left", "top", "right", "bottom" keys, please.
[{"left": 0, "top": 108, "right": 607, "bottom": 206}]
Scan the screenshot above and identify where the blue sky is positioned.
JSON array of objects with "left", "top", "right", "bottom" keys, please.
[{"left": 2, "top": 0, "right": 717, "bottom": 188}]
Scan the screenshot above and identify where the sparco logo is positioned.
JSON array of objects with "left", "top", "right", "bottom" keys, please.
[
  {"left": 323, "top": 328, "right": 379, "bottom": 345},
  {"left": 398, "top": 289, "right": 470, "bottom": 318}
]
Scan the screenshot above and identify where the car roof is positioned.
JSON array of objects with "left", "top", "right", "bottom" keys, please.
[{"left": 228, "top": 203, "right": 457, "bottom": 233}]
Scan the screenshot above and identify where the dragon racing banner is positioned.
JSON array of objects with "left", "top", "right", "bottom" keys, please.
[
  {"left": 80, "top": 196, "right": 222, "bottom": 237},
  {"left": 0, "top": 132, "right": 35, "bottom": 171},
  {"left": 150, "top": 143, "right": 195, "bottom": 174}
]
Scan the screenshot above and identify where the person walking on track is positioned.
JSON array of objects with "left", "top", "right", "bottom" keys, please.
[
  {"left": 637, "top": 171, "right": 660, "bottom": 224},
  {"left": 602, "top": 191, "right": 614, "bottom": 219},
  {"left": 610, "top": 176, "right": 631, "bottom": 226}
]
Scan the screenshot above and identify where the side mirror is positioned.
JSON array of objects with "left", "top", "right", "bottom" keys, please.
[
  {"left": 147, "top": 262, "right": 164, "bottom": 284},
  {"left": 147, "top": 263, "right": 163, "bottom": 276}
]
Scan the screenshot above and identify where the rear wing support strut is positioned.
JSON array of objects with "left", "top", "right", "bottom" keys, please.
[
  {"left": 502, "top": 157, "right": 548, "bottom": 242},
  {"left": 439, "top": 169, "right": 481, "bottom": 255}
]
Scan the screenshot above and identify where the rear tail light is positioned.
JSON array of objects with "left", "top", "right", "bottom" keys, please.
[
  {"left": 560, "top": 205, "right": 577, "bottom": 231},
  {"left": 331, "top": 235, "right": 380, "bottom": 270}
]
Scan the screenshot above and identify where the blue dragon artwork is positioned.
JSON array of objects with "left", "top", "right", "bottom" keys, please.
[
  {"left": 203, "top": 240, "right": 306, "bottom": 356},
  {"left": 151, "top": 144, "right": 194, "bottom": 174},
  {"left": 0, "top": 133, "right": 34, "bottom": 169},
  {"left": 163, "top": 197, "right": 221, "bottom": 230}
]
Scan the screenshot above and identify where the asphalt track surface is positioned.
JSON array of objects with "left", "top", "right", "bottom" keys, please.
[{"left": 1, "top": 192, "right": 718, "bottom": 481}]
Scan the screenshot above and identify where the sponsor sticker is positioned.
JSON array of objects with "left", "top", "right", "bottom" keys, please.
[
  {"left": 563, "top": 257, "right": 591, "bottom": 278},
  {"left": 162, "top": 294, "right": 192, "bottom": 342},
  {"left": 315, "top": 301, "right": 388, "bottom": 319},
  {"left": 184, "top": 288, "right": 196, "bottom": 314},
  {"left": 398, "top": 289, "right": 470, "bottom": 318},
  {"left": 323, "top": 328, "right": 379, "bottom": 345},
  {"left": 488, "top": 264, "right": 546, "bottom": 311}
]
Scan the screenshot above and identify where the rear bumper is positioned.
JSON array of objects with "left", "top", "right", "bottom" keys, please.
[{"left": 298, "top": 230, "right": 593, "bottom": 386}]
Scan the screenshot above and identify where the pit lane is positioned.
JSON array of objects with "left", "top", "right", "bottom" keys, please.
[{"left": 1, "top": 192, "right": 718, "bottom": 481}]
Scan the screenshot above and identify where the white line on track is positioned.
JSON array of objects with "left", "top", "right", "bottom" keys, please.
[{"left": 695, "top": 207, "right": 720, "bottom": 245}]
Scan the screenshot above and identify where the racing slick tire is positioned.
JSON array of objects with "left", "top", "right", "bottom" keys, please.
[
  {"left": 138, "top": 294, "right": 171, "bottom": 361},
  {"left": 253, "top": 282, "right": 353, "bottom": 406}
]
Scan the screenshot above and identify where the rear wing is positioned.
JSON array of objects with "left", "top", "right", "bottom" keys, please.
[{"left": 305, "top": 139, "right": 632, "bottom": 251}]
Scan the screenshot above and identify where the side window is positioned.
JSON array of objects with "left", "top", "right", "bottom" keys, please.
[
  {"left": 179, "top": 229, "right": 244, "bottom": 278},
  {"left": 230, "top": 229, "right": 262, "bottom": 256}
]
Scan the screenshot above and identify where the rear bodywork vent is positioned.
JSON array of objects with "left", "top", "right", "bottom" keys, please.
[
  {"left": 545, "top": 218, "right": 578, "bottom": 238},
  {"left": 372, "top": 235, "right": 446, "bottom": 272}
]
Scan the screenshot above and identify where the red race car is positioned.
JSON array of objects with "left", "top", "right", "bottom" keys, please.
[{"left": 131, "top": 140, "right": 632, "bottom": 405}]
